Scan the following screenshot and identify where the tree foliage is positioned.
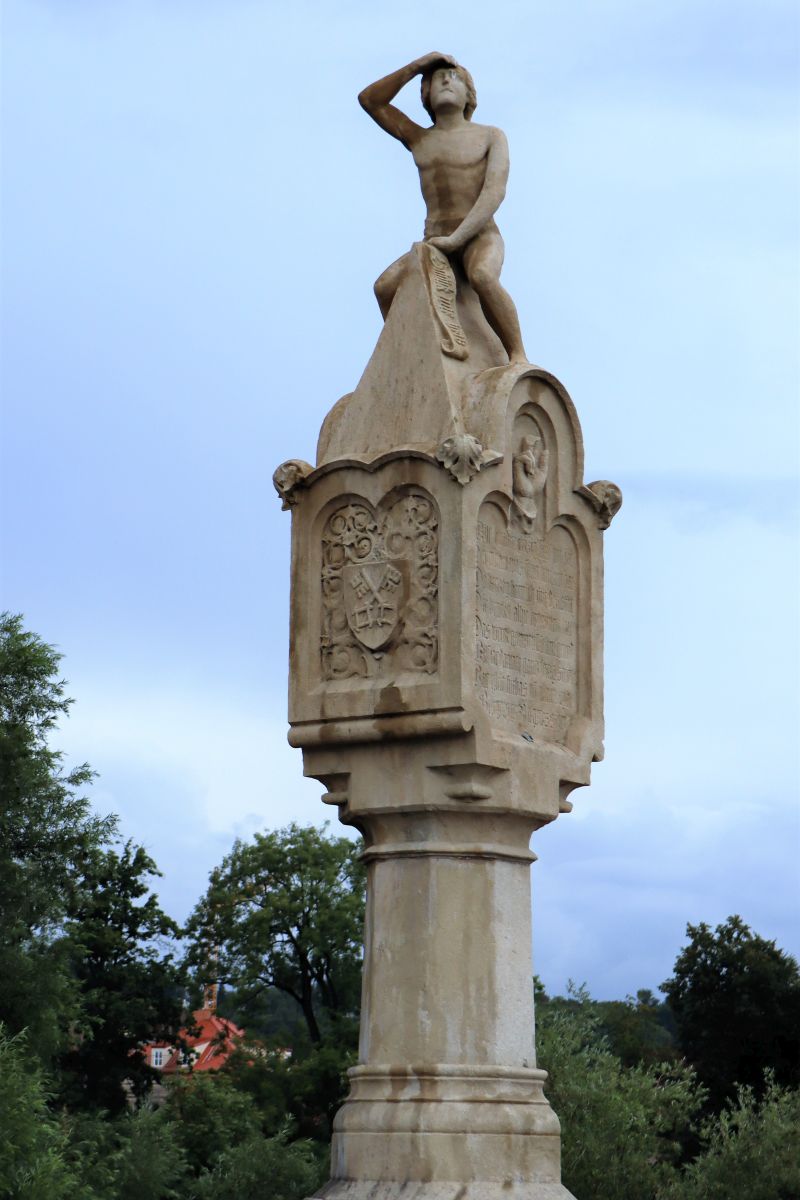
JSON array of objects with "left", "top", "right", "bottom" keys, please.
[
  {"left": 0, "top": 1026, "right": 74, "bottom": 1200},
  {"left": 0, "top": 615, "right": 185, "bottom": 1115},
  {"left": 0, "top": 614, "right": 115, "bottom": 1063},
  {"left": 191, "top": 1128, "right": 324, "bottom": 1200},
  {"left": 594, "top": 990, "right": 678, "bottom": 1069},
  {"left": 159, "top": 1073, "right": 326, "bottom": 1198},
  {"left": 58, "top": 842, "right": 186, "bottom": 1113},
  {"left": 5, "top": 615, "right": 800, "bottom": 1200},
  {"left": 661, "top": 916, "right": 800, "bottom": 1110},
  {"left": 186, "top": 823, "right": 365, "bottom": 1047},
  {"left": 663, "top": 1076, "right": 800, "bottom": 1200},
  {"left": 537, "top": 986, "right": 701, "bottom": 1200}
]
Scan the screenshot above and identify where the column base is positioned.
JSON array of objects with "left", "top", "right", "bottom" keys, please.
[
  {"left": 312, "top": 1064, "right": 574, "bottom": 1196},
  {"left": 314, "top": 1183, "right": 576, "bottom": 1200}
]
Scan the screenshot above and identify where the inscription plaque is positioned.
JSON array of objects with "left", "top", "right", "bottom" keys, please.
[{"left": 475, "top": 502, "right": 579, "bottom": 742}]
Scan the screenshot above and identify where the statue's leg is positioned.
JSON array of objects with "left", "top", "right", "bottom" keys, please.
[
  {"left": 463, "top": 229, "right": 527, "bottom": 362},
  {"left": 374, "top": 252, "right": 411, "bottom": 320}
]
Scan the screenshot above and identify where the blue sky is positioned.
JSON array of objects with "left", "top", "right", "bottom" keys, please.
[{"left": 2, "top": 0, "right": 798, "bottom": 998}]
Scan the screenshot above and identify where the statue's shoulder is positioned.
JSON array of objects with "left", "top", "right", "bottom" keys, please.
[{"left": 470, "top": 122, "right": 507, "bottom": 145}]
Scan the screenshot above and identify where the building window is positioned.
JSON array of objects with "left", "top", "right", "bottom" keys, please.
[{"left": 152, "top": 1048, "right": 165, "bottom": 1068}]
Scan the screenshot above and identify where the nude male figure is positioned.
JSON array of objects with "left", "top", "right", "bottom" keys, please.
[{"left": 359, "top": 52, "right": 527, "bottom": 363}]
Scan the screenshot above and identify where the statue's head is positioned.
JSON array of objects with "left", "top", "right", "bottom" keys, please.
[{"left": 421, "top": 63, "right": 477, "bottom": 122}]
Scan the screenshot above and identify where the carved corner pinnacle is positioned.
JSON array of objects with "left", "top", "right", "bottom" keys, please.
[
  {"left": 273, "top": 459, "right": 313, "bottom": 510},
  {"left": 435, "top": 434, "right": 485, "bottom": 486},
  {"left": 583, "top": 480, "right": 623, "bottom": 529}
]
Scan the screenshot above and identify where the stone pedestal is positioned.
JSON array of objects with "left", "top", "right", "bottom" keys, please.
[{"left": 275, "top": 244, "right": 620, "bottom": 1197}]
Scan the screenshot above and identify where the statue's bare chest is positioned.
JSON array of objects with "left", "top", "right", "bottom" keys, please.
[{"left": 413, "top": 128, "right": 491, "bottom": 173}]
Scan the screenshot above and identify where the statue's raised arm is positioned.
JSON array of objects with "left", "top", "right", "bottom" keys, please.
[
  {"left": 358, "top": 52, "right": 457, "bottom": 149},
  {"left": 360, "top": 54, "right": 526, "bottom": 363}
]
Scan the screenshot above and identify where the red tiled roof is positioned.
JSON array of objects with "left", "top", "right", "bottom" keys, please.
[{"left": 144, "top": 1006, "right": 245, "bottom": 1073}]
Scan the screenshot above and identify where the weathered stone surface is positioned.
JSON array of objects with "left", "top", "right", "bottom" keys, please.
[
  {"left": 276, "top": 50, "right": 621, "bottom": 1200},
  {"left": 317, "top": 243, "right": 505, "bottom": 467},
  {"left": 281, "top": 335, "right": 616, "bottom": 1197}
]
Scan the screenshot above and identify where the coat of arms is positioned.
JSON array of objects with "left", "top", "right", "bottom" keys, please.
[
  {"left": 343, "top": 559, "right": 407, "bottom": 651},
  {"left": 320, "top": 493, "right": 438, "bottom": 680}
]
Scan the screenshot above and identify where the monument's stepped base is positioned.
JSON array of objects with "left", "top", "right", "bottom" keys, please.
[{"left": 316, "top": 1183, "right": 576, "bottom": 1199}]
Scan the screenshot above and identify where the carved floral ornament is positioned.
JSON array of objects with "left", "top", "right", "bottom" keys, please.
[
  {"left": 320, "top": 491, "right": 439, "bottom": 681},
  {"left": 435, "top": 433, "right": 485, "bottom": 485}
]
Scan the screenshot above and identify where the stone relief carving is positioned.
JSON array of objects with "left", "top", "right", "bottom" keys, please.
[
  {"left": 435, "top": 433, "right": 484, "bottom": 485},
  {"left": 584, "top": 480, "right": 623, "bottom": 529},
  {"left": 321, "top": 491, "right": 438, "bottom": 680},
  {"left": 420, "top": 243, "right": 469, "bottom": 360},
  {"left": 273, "top": 459, "right": 313, "bottom": 510},
  {"left": 511, "top": 434, "right": 549, "bottom": 530}
]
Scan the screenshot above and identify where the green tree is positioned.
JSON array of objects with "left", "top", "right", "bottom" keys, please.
[
  {"left": 536, "top": 986, "right": 701, "bottom": 1200},
  {"left": 192, "top": 1127, "right": 325, "bottom": 1200},
  {"left": 161, "top": 1072, "right": 264, "bottom": 1176},
  {"left": 58, "top": 841, "right": 187, "bottom": 1114},
  {"left": 0, "top": 614, "right": 115, "bottom": 1065},
  {"left": 220, "top": 1045, "right": 295, "bottom": 1138},
  {"left": 60, "top": 1108, "right": 190, "bottom": 1200},
  {"left": 186, "top": 824, "right": 365, "bottom": 1047},
  {"left": 186, "top": 824, "right": 365, "bottom": 1143},
  {"left": 108, "top": 1109, "right": 190, "bottom": 1200},
  {"left": 0, "top": 1026, "right": 75, "bottom": 1200},
  {"left": 664, "top": 1076, "right": 800, "bottom": 1200},
  {"left": 595, "top": 990, "right": 678, "bottom": 1069},
  {"left": 661, "top": 916, "right": 800, "bottom": 1111}
]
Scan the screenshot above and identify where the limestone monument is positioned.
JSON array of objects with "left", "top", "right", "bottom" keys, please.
[{"left": 274, "top": 52, "right": 621, "bottom": 1199}]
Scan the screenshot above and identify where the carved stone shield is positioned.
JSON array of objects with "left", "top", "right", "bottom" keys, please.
[
  {"left": 343, "top": 559, "right": 407, "bottom": 651},
  {"left": 320, "top": 493, "right": 439, "bottom": 681}
]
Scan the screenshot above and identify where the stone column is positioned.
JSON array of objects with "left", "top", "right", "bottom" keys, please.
[{"left": 275, "top": 244, "right": 621, "bottom": 1198}]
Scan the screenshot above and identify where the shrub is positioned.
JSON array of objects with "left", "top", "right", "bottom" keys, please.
[
  {"left": 537, "top": 988, "right": 700, "bottom": 1200},
  {"left": 0, "top": 1026, "right": 74, "bottom": 1200},
  {"left": 666, "top": 1076, "right": 800, "bottom": 1200},
  {"left": 192, "top": 1128, "right": 325, "bottom": 1200}
]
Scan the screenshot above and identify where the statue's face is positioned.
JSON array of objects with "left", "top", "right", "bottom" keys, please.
[{"left": 429, "top": 67, "right": 468, "bottom": 115}]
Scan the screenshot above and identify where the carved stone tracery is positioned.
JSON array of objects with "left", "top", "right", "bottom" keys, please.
[{"left": 321, "top": 491, "right": 439, "bottom": 681}]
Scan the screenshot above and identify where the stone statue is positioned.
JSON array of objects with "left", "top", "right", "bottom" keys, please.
[
  {"left": 359, "top": 52, "right": 527, "bottom": 363},
  {"left": 275, "top": 56, "right": 623, "bottom": 1197}
]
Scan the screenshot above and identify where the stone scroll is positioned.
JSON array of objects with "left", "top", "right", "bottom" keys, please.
[
  {"left": 476, "top": 502, "right": 579, "bottom": 744},
  {"left": 421, "top": 243, "right": 469, "bottom": 360}
]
